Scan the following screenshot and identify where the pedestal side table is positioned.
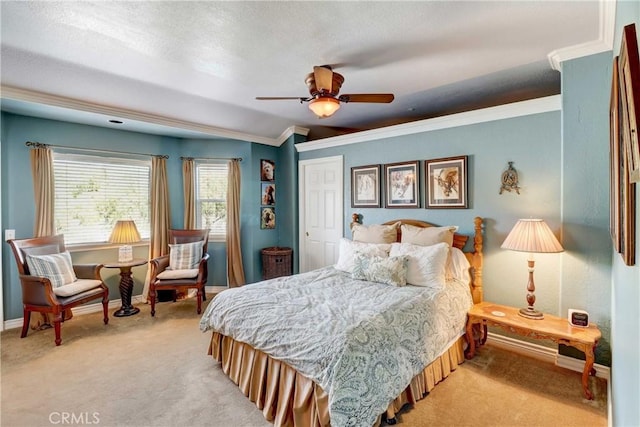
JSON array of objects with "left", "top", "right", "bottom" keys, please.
[{"left": 103, "top": 259, "right": 147, "bottom": 317}]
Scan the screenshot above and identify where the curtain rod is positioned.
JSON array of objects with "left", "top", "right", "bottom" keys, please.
[
  {"left": 25, "top": 141, "right": 169, "bottom": 159},
  {"left": 181, "top": 156, "right": 243, "bottom": 162}
]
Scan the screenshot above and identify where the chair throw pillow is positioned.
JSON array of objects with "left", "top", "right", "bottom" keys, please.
[
  {"left": 26, "top": 251, "right": 77, "bottom": 288},
  {"left": 169, "top": 241, "right": 204, "bottom": 270}
]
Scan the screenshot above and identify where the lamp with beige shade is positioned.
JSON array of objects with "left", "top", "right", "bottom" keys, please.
[{"left": 501, "top": 218, "right": 564, "bottom": 320}]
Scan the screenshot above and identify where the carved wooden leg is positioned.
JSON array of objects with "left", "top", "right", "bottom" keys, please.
[
  {"left": 53, "top": 315, "right": 62, "bottom": 346},
  {"left": 102, "top": 295, "right": 109, "bottom": 325},
  {"left": 465, "top": 318, "right": 476, "bottom": 359},
  {"left": 582, "top": 343, "right": 596, "bottom": 400},
  {"left": 196, "top": 287, "right": 203, "bottom": 314},
  {"left": 150, "top": 288, "right": 156, "bottom": 317},
  {"left": 21, "top": 309, "right": 31, "bottom": 338}
]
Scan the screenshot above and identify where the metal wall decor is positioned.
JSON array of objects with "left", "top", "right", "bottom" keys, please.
[{"left": 499, "top": 161, "right": 520, "bottom": 194}]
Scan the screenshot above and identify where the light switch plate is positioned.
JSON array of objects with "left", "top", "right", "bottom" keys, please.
[{"left": 5, "top": 229, "right": 15, "bottom": 241}]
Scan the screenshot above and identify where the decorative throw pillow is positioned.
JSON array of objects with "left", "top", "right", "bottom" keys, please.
[
  {"left": 169, "top": 241, "right": 204, "bottom": 270},
  {"left": 390, "top": 242, "right": 449, "bottom": 289},
  {"left": 26, "top": 251, "right": 77, "bottom": 288},
  {"left": 352, "top": 253, "right": 409, "bottom": 287},
  {"left": 351, "top": 222, "right": 400, "bottom": 244},
  {"left": 335, "top": 238, "right": 391, "bottom": 273},
  {"left": 400, "top": 224, "right": 458, "bottom": 247}
]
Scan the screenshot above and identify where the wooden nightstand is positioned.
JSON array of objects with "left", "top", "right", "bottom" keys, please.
[{"left": 465, "top": 301, "right": 601, "bottom": 400}]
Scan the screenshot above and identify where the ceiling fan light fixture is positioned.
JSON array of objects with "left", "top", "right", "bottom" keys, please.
[{"left": 309, "top": 97, "right": 340, "bottom": 118}]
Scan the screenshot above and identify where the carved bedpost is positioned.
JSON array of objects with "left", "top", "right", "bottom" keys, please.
[{"left": 471, "top": 216, "right": 484, "bottom": 304}]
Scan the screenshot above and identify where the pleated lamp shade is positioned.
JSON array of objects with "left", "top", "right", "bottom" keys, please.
[
  {"left": 501, "top": 219, "right": 564, "bottom": 253},
  {"left": 109, "top": 220, "right": 141, "bottom": 262}
]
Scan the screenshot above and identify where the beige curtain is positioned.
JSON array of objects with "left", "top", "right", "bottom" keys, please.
[
  {"left": 29, "top": 145, "right": 64, "bottom": 327},
  {"left": 30, "top": 146, "right": 55, "bottom": 237},
  {"left": 182, "top": 157, "right": 196, "bottom": 229},
  {"left": 226, "top": 159, "right": 245, "bottom": 287},
  {"left": 143, "top": 156, "right": 171, "bottom": 300}
]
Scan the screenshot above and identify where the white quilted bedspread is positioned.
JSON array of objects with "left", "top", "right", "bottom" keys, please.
[{"left": 200, "top": 266, "right": 472, "bottom": 427}]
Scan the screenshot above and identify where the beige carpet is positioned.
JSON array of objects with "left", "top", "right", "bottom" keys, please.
[{"left": 1, "top": 297, "right": 607, "bottom": 427}]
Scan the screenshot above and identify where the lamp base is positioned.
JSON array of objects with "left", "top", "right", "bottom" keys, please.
[{"left": 519, "top": 307, "right": 544, "bottom": 320}]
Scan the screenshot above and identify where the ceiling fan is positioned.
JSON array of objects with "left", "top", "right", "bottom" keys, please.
[{"left": 256, "top": 65, "right": 394, "bottom": 118}]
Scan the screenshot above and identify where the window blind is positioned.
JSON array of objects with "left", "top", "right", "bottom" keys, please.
[
  {"left": 53, "top": 152, "right": 151, "bottom": 245},
  {"left": 196, "top": 162, "right": 228, "bottom": 240}
]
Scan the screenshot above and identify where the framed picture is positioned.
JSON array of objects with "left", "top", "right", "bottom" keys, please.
[
  {"left": 260, "top": 207, "right": 276, "bottom": 229},
  {"left": 260, "top": 159, "right": 275, "bottom": 181},
  {"left": 610, "top": 56, "right": 621, "bottom": 253},
  {"left": 425, "top": 155, "right": 468, "bottom": 209},
  {"left": 351, "top": 164, "right": 381, "bottom": 208},
  {"left": 261, "top": 183, "right": 275, "bottom": 206},
  {"left": 384, "top": 161, "right": 419, "bottom": 208},
  {"left": 618, "top": 24, "right": 640, "bottom": 184}
]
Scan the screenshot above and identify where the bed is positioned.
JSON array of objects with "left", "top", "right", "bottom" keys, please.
[{"left": 200, "top": 216, "right": 484, "bottom": 427}]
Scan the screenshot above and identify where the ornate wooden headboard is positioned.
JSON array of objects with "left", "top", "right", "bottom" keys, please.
[{"left": 350, "top": 214, "right": 484, "bottom": 304}]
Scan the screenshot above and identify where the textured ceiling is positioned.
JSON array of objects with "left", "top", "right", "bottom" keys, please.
[{"left": 0, "top": 1, "right": 607, "bottom": 143}]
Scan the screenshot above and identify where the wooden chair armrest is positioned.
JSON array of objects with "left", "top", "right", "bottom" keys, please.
[
  {"left": 73, "top": 264, "right": 104, "bottom": 280},
  {"left": 149, "top": 255, "right": 170, "bottom": 282},
  {"left": 198, "top": 253, "right": 210, "bottom": 283},
  {"left": 19, "top": 275, "right": 58, "bottom": 306}
]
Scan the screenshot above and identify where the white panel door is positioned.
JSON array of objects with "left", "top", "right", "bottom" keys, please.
[{"left": 299, "top": 156, "right": 343, "bottom": 273}]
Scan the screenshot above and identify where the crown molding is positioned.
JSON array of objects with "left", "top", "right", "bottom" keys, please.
[
  {"left": 277, "top": 126, "right": 310, "bottom": 146},
  {"left": 295, "top": 95, "right": 561, "bottom": 153},
  {"left": 548, "top": 0, "right": 616, "bottom": 71},
  {"left": 0, "top": 85, "right": 284, "bottom": 146}
]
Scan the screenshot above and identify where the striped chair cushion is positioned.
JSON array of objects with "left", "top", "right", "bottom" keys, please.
[
  {"left": 26, "top": 251, "right": 77, "bottom": 288},
  {"left": 169, "top": 241, "right": 204, "bottom": 270}
]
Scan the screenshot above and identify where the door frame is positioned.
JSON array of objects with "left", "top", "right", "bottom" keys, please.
[{"left": 298, "top": 155, "right": 344, "bottom": 273}]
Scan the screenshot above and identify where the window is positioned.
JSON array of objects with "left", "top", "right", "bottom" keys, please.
[
  {"left": 53, "top": 152, "right": 151, "bottom": 245},
  {"left": 196, "top": 162, "right": 228, "bottom": 240}
]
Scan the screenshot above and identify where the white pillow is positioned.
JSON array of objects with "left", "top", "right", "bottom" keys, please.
[
  {"left": 389, "top": 242, "right": 448, "bottom": 289},
  {"left": 169, "top": 241, "right": 204, "bottom": 270},
  {"left": 400, "top": 224, "right": 458, "bottom": 247},
  {"left": 351, "top": 222, "right": 400, "bottom": 243},
  {"left": 26, "top": 251, "right": 77, "bottom": 288},
  {"left": 335, "top": 238, "right": 391, "bottom": 273},
  {"left": 446, "top": 247, "right": 471, "bottom": 283},
  {"left": 352, "top": 253, "right": 409, "bottom": 287}
]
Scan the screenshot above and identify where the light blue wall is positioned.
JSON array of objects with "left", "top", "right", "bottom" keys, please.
[
  {"left": 609, "top": 2, "right": 640, "bottom": 426},
  {"left": 299, "top": 110, "right": 571, "bottom": 328},
  {"left": 0, "top": 113, "right": 284, "bottom": 320}
]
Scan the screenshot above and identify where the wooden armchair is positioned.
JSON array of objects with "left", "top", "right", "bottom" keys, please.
[
  {"left": 148, "top": 229, "right": 210, "bottom": 316},
  {"left": 7, "top": 235, "right": 109, "bottom": 346}
]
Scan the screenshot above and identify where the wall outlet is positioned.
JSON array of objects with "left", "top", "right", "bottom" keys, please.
[{"left": 5, "top": 229, "right": 15, "bottom": 241}]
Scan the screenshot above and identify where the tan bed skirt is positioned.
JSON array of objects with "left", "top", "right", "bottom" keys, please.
[{"left": 208, "top": 332, "right": 465, "bottom": 427}]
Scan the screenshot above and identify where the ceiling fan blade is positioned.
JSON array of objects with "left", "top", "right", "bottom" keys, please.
[
  {"left": 314, "top": 66, "right": 334, "bottom": 93},
  {"left": 339, "top": 94, "right": 395, "bottom": 103},
  {"left": 256, "top": 97, "right": 309, "bottom": 102}
]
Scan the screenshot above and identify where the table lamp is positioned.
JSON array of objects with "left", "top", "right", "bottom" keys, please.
[
  {"left": 109, "top": 220, "right": 141, "bottom": 262},
  {"left": 501, "top": 218, "right": 564, "bottom": 320}
]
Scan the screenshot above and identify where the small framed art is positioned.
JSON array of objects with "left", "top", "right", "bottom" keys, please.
[
  {"left": 384, "top": 161, "right": 419, "bottom": 208},
  {"left": 260, "top": 159, "right": 275, "bottom": 181},
  {"left": 260, "top": 207, "right": 276, "bottom": 229},
  {"left": 261, "top": 183, "right": 275, "bottom": 206},
  {"left": 351, "top": 164, "right": 381, "bottom": 208},
  {"left": 425, "top": 155, "right": 468, "bottom": 209}
]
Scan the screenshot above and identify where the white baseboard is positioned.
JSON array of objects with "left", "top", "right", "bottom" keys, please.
[{"left": 486, "top": 332, "right": 610, "bottom": 380}]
